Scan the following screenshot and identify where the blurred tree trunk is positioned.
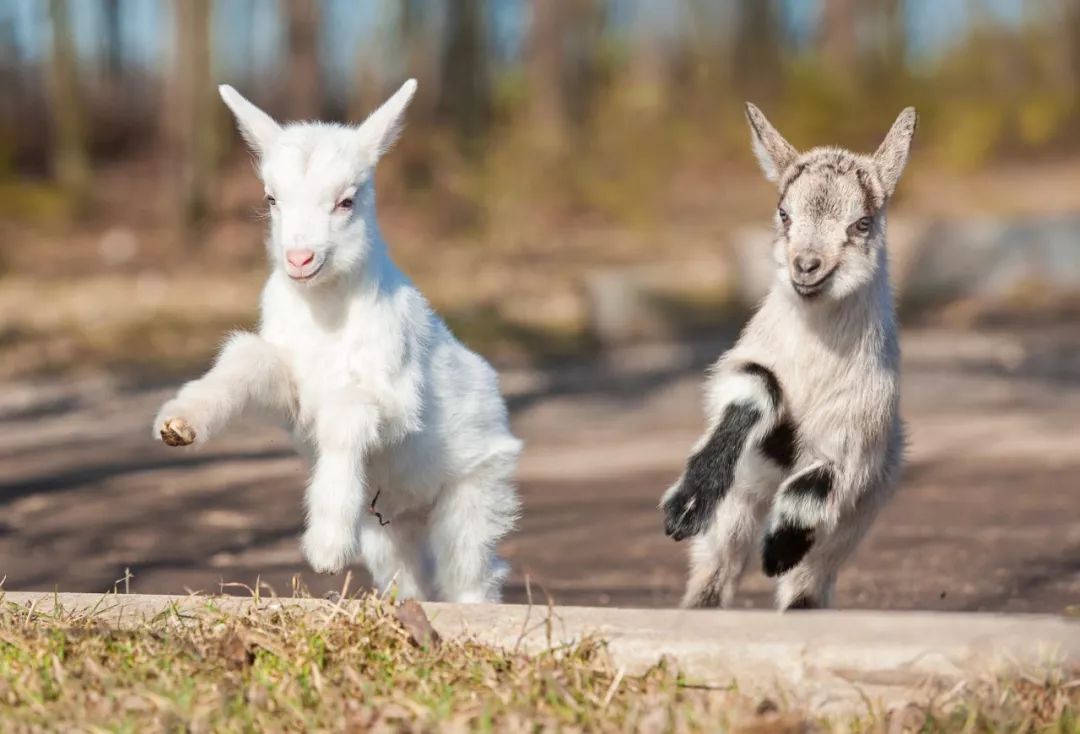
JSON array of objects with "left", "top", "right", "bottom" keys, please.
[
  {"left": 562, "top": 0, "right": 604, "bottom": 128},
  {"left": 438, "top": 0, "right": 490, "bottom": 157},
  {"left": 235, "top": 0, "right": 258, "bottom": 91},
  {"left": 863, "top": 0, "right": 906, "bottom": 98},
  {"left": 733, "top": 0, "right": 782, "bottom": 101},
  {"left": 285, "top": 0, "right": 322, "bottom": 120},
  {"left": 348, "top": 0, "right": 396, "bottom": 121},
  {"left": 1068, "top": 0, "right": 1080, "bottom": 91},
  {"left": 0, "top": 16, "right": 17, "bottom": 142},
  {"left": 102, "top": 0, "right": 123, "bottom": 80},
  {"left": 171, "top": 0, "right": 216, "bottom": 230},
  {"left": 401, "top": 0, "right": 438, "bottom": 120},
  {"left": 527, "top": 0, "right": 565, "bottom": 146},
  {"left": 877, "top": 0, "right": 906, "bottom": 65},
  {"left": 47, "top": 0, "right": 90, "bottom": 210},
  {"left": 821, "top": 0, "right": 857, "bottom": 75},
  {"left": 527, "top": 0, "right": 602, "bottom": 148}
]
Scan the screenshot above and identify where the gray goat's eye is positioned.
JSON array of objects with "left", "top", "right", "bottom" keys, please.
[
  {"left": 855, "top": 216, "right": 873, "bottom": 233},
  {"left": 777, "top": 207, "right": 790, "bottom": 224}
]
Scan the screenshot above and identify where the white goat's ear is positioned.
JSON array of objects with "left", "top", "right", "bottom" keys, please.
[
  {"left": 874, "top": 106, "right": 918, "bottom": 197},
  {"left": 745, "top": 102, "right": 799, "bottom": 184},
  {"left": 219, "top": 84, "right": 282, "bottom": 154},
  {"left": 357, "top": 79, "right": 418, "bottom": 160}
]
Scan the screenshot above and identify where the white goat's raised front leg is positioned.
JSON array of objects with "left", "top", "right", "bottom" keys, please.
[
  {"left": 154, "top": 332, "right": 293, "bottom": 446},
  {"left": 301, "top": 404, "right": 379, "bottom": 575}
]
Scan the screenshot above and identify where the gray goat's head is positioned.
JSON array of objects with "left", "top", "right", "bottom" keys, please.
[{"left": 745, "top": 103, "right": 917, "bottom": 301}]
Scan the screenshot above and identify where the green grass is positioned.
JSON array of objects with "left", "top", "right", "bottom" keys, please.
[{"left": 0, "top": 591, "right": 1076, "bottom": 732}]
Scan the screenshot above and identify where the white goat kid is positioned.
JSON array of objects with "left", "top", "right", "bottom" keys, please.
[
  {"left": 661, "top": 104, "right": 916, "bottom": 611},
  {"left": 154, "top": 81, "right": 522, "bottom": 603}
]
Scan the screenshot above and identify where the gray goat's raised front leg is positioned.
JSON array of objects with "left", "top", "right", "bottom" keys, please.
[{"left": 661, "top": 363, "right": 789, "bottom": 541}]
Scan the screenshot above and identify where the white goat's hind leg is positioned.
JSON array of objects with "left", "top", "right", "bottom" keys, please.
[
  {"left": 682, "top": 456, "right": 779, "bottom": 608},
  {"left": 359, "top": 514, "right": 431, "bottom": 600},
  {"left": 154, "top": 332, "right": 292, "bottom": 446},
  {"left": 428, "top": 459, "right": 520, "bottom": 603}
]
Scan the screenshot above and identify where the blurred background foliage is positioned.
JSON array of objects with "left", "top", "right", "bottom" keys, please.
[{"left": 0, "top": 0, "right": 1079, "bottom": 375}]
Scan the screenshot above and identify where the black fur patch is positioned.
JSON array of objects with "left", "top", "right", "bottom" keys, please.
[
  {"left": 785, "top": 465, "right": 833, "bottom": 502},
  {"left": 663, "top": 401, "right": 762, "bottom": 541},
  {"left": 778, "top": 163, "right": 807, "bottom": 201},
  {"left": 786, "top": 594, "right": 817, "bottom": 610},
  {"left": 855, "top": 167, "right": 878, "bottom": 213},
  {"left": 737, "top": 363, "right": 795, "bottom": 468},
  {"left": 759, "top": 419, "right": 797, "bottom": 469},
  {"left": 762, "top": 524, "right": 815, "bottom": 577},
  {"left": 739, "top": 362, "right": 783, "bottom": 408}
]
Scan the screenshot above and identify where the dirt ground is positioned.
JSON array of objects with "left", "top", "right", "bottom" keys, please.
[{"left": 1, "top": 326, "right": 1078, "bottom": 613}]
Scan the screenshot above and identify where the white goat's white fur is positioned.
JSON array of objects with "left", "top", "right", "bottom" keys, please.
[
  {"left": 662, "top": 103, "right": 916, "bottom": 611},
  {"left": 154, "top": 81, "right": 522, "bottom": 603}
]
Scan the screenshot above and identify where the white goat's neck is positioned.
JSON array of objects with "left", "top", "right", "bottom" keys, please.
[{"left": 277, "top": 200, "right": 404, "bottom": 329}]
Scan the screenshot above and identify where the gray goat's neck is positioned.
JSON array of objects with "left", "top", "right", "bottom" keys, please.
[{"left": 772, "top": 248, "right": 898, "bottom": 364}]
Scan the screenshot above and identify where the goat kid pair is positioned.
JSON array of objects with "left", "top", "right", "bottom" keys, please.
[{"left": 155, "top": 81, "right": 915, "bottom": 611}]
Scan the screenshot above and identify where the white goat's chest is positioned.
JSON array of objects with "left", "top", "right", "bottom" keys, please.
[{"left": 260, "top": 285, "right": 391, "bottom": 429}]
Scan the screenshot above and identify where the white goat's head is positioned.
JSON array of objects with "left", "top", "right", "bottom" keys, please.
[
  {"left": 745, "top": 103, "right": 917, "bottom": 301},
  {"left": 219, "top": 80, "right": 417, "bottom": 285}
]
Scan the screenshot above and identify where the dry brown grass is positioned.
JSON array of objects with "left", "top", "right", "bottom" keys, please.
[{"left": 0, "top": 589, "right": 1077, "bottom": 733}]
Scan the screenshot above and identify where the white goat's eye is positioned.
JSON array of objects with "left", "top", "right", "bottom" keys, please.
[
  {"left": 336, "top": 197, "right": 354, "bottom": 211},
  {"left": 855, "top": 216, "right": 873, "bottom": 233},
  {"left": 777, "top": 207, "right": 790, "bottom": 224},
  {"left": 265, "top": 194, "right": 276, "bottom": 206}
]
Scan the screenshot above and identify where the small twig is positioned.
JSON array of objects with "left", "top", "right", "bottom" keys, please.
[
  {"left": 514, "top": 573, "right": 535, "bottom": 654},
  {"left": 368, "top": 489, "right": 390, "bottom": 526},
  {"left": 338, "top": 570, "right": 353, "bottom": 605},
  {"left": 113, "top": 568, "right": 134, "bottom": 595},
  {"left": 380, "top": 570, "right": 402, "bottom": 601},
  {"left": 601, "top": 667, "right": 625, "bottom": 710},
  {"left": 219, "top": 580, "right": 258, "bottom": 598}
]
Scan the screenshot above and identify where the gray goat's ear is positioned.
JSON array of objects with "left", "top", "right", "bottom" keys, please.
[
  {"left": 874, "top": 107, "right": 918, "bottom": 197},
  {"left": 745, "top": 102, "right": 799, "bottom": 184}
]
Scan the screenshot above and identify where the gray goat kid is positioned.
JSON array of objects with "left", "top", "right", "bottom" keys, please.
[{"left": 660, "top": 103, "right": 916, "bottom": 611}]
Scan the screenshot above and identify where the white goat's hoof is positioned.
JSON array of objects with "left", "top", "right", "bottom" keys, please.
[
  {"left": 301, "top": 526, "right": 355, "bottom": 575},
  {"left": 159, "top": 417, "right": 197, "bottom": 447}
]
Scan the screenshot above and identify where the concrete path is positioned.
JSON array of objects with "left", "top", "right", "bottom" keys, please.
[{"left": 4, "top": 591, "right": 1077, "bottom": 714}]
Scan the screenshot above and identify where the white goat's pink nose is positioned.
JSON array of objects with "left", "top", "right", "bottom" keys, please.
[{"left": 286, "top": 249, "right": 315, "bottom": 269}]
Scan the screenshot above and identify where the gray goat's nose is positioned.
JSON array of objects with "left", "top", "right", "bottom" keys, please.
[{"left": 794, "top": 255, "right": 823, "bottom": 276}]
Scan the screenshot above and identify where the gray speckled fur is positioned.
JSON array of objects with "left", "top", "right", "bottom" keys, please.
[{"left": 664, "top": 104, "right": 917, "bottom": 611}]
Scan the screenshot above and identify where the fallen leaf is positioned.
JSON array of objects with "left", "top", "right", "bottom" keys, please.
[{"left": 394, "top": 599, "right": 440, "bottom": 649}]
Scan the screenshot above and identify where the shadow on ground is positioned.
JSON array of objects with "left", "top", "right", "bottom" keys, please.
[{"left": 1, "top": 327, "right": 1079, "bottom": 613}]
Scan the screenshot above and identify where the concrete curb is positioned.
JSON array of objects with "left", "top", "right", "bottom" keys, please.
[{"left": 4, "top": 592, "right": 1077, "bottom": 712}]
